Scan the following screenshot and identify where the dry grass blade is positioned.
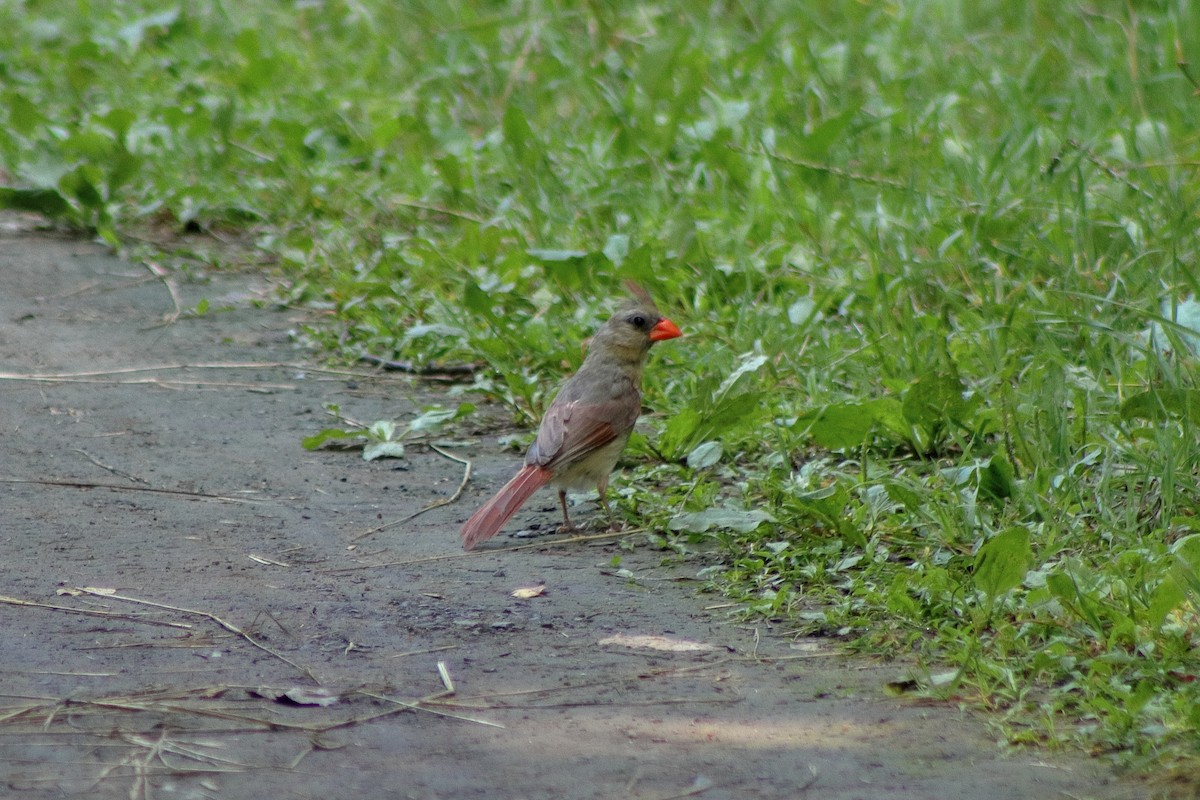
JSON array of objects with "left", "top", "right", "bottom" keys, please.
[
  {"left": 122, "top": 731, "right": 252, "bottom": 770},
  {"left": 356, "top": 690, "right": 504, "bottom": 728},
  {"left": 436, "top": 661, "right": 455, "bottom": 693},
  {"left": 6, "top": 377, "right": 300, "bottom": 390},
  {"left": 330, "top": 528, "right": 639, "bottom": 572},
  {"left": 142, "top": 260, "right": 183, "bottom": 327},
  {"left": 0, "top": 477, "right": 263, "bottom": 504},
  {"left": 1063, "top": 138, "right": 1156, "bottom": 202},
  {"left": 71, "top": 588, "right": 318, "bottom": 684},
  {"left": 387, "top": 196, "right": 489, "bottom": 225},
  {"left": 462, "top": 696, "right": 738, "bottom": 711},
  {"left": 742, "top": 142, "right": 910, "bottom": 189},
  {"left": 641, "top": 775, "right": 716, "bottom": 800},
  {"left": 385, "top": 644, "right": 457, "bottom": 659},
  {"left": 0, "top": 360, "right": 395, "bottom": 383},
  {"left": 247, "top": 554, "right": 291, "bottom": 567},
  {"left": 358, "top": 353, "right": 478, "bottom": 377},
  {"left": 0, "top": 701, "right": 56, "bottom": 725},
  {"left": 396, "top": 655, "right": 741, "bottom": 713},
  {"left": 73, "top": 448, "right": 150, "bottom": 485},
  {"left": 0, "top": 678, "right": 504, "bottom": 738},
  {"left": 350, "top": 444, "right": 471, "bottom": 542},
  {"left": 0, "top": 594, "right": 192, "bottom": 630}
]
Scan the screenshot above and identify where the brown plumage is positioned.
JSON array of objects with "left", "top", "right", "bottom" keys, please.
[{"left": 460, "top": 288, "right": 682, "bottom": 550}]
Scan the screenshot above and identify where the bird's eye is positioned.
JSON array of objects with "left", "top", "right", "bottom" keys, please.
[{"left": 629, "top": 314, "right": 647, "bottom": 328}]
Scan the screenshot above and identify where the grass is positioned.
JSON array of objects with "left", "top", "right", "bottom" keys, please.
[{"left": 4, "top": 0, "right": 1200, "bottom": 777}]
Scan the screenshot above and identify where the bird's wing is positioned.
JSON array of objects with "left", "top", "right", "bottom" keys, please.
[{"left": 527, "top": 394, "right": 638, "bottom": 470}]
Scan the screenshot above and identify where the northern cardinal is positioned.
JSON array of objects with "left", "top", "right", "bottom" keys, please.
[{"left": 460, "top": 286, "right": 682, "bottom": 550}]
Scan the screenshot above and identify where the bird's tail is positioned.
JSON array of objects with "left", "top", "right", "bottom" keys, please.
[{"left": 460, "top": 465, "right": 553, "bottom": 550}]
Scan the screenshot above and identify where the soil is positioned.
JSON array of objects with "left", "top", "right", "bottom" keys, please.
[{"left": 0, "top": 222, "right": 1143, "bottom": 799}]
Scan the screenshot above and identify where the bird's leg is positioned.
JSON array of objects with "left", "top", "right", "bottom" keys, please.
[
  {"left": 557, "top": 488, "right": 578, "bottom": 533},
  {"left": 596, "top": 477, "right": 623, "bottom": 531}
]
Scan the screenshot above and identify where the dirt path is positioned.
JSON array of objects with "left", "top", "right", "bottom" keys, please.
[{"left": 0, "top": 225, "right": 1136, "bottom": 799}]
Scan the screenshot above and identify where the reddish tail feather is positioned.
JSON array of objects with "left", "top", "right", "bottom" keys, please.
[{"left": 460, "top": 465, "right": 553, "bottom": 550}]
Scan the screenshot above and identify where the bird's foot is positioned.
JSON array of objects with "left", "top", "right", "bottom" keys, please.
[{"left": 556, "top": 521, "right": 580, "bottom": 534}]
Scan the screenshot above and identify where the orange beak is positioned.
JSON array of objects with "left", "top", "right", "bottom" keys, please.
[{"left": 649, "top": 317, "right": 683, "bottom": 342}]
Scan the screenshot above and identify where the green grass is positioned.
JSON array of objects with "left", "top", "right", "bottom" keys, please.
[{"left": 4, "top": 0, "right": 1200, "bottom": 776}]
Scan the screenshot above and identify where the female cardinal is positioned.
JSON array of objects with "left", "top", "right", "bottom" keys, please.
[{"left": 460, "top": 287, "right": 682, "bottom": 550}]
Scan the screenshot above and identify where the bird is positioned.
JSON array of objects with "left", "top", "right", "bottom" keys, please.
[{"left": 460, "top": 285, "right": 682, "bottom": 550}]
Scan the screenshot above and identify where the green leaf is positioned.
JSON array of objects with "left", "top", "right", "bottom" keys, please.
[
  {"left": 807, "top": 402, "right": 875, "bottom": 450},
  {"left": 462, "top": 279, "right": 497, "bottom": 319},
  {"left": 6, "top": 91, "right": 44, "bottom": 136},
  {"left": 301, "top": 428, "right": 362, "bottom": 450},
  {"left": 363, "top": 440, "right": 405, "bottom": 461},
  {"left": 1172, "top": 533, "right": 1200, "bottom": 568},
  {"left": 1170, "top": 534, "right": 1200, "bottom": 597},
  {"left": 704, "top": 391, "right": 766, "bottom": 437},
  {"left": 503, "top": 104, "right": 543, "bottom": 175},
  {"left": 367, "top": 420, "right": 397, "bottom": 441},
  {"left": 686, "top": 440, "right": 722, "bottom": 470},
  {"left": 973, "top": 527, "right": 1032, "bottom": 600},
  {"left": 787, "top": 297, "right": 818, "bottom": 326},
  {"left": 526, "top": 248, "right": 588, "bottom": 261},
  {"left": 602, "top": 234, "right": 629, "bottom": 265},
  {"left": 659, "top": 406, "right": 702, "bottom": 456},
  {"left": 407, "top": 406, "right": 460, "bottom": 434},
  {"left": 669, "top": 508, "right": 774, "bottom": 534},
  {"left": 903, "top": 371, "right": 979, "bottom": 428},
  {"left": 1120, "top": 389, "right": 1200, "bottom": 424},
  {"left": 883, "top": 479, "right": 926, "bottom": 512},
  {"left": 1147, "top": 297, "right": 1200, "bottom": 356},
  {"left": 0, "top": 187, "right": 72, "bottom": 217},
  {"left": 798, "top": 104, "right": 861, "bottom": 159},
  {"left": 978, "top": 455, "right": 1017, "bottom": 501},
  {"left": 118, "top": 7, "right": 182, "bottom": 51},
  {"left": 1045, "top": 571, "right": 1075, "bottom": 604},
  {"left": 715, "top": 352, "right": 768, "bottom": 400},
  {"left": 659, "top": 382, "right": 766, "bottom": 459},
  {"left": 59, "top": 165, "right": 105, "bottom": 210},
  {"left": 667, "top": 391, "right": 766, "bottom": 458},
  {"left": 801, "top": 397, "right": 907, "bottom": 450},
  {"left": 1148, "top": 575, "right": 1185, "bottom": 629},
  {"left": 1045, "top": 569, "right": 1104, "bottom": 632},
  {"left": 785, "top": 483, "right": 867, "bottom": 548}
]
